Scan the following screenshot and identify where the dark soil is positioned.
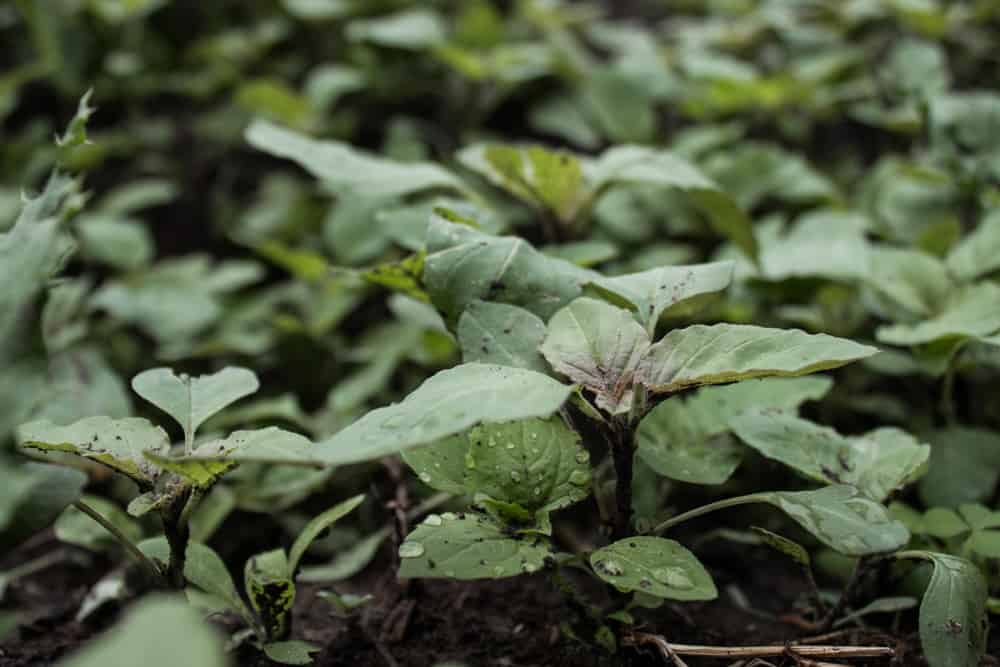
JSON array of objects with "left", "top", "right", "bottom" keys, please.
[{"left": 0, "top": 531, "right": 947, "bottom": 667}]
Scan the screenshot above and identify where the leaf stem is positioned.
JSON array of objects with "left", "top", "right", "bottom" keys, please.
[
  {"left": 651, "top": 493, "right": 771, "bottom": 535},
  {"left": 610, "top": 421, "right": 636, "bottom": 540},
  {"left": 73, "top": 500, "right": 163, "bottom": 582}
]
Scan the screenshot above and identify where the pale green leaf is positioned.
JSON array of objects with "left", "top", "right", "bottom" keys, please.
[
  {"left": 636, "top": 324, "right": 878, "bottom": 394},
  {"left": 763, "top": 486, "right": 910, "bottom": 556},
  {"left": 457, "top": 301, "right": 549, "bottom": 373},
  {"left": 587, "top": 261, "right": 734, "bottom": 331},
  {"left": 730, "top": 411, "right": 929, "bottom": 500},
  {"left": 0, "top": 461, "right": 87, "bottom": 550},
  {"left": 315, "top": 364, "right": 572, "bottom": 465},
  {"left": 918, "top": 427, "right": 1000, "bottom": 508},
  {"left": 131, "top": 367, "right": 260, "bottom": 445},
  {"left": 288, "top": 494, "right": 365, "bottom": 574},
  {"left": 263, "top": 641, "right": 321, "bottom": 665},
  {"left": 876, "top": 282, "right": 1000, "bottom": 346},
  {"left": 246, "top": 120, "right": 463, "bottom": 198},
  {"left": 401, "top": 434, "right": 470, "bottom": 495},
  {"left": 589, "top": 536, "right": 717, "bottom": 601},
  {"left": 18, "top": 417, "right": 169, "bottom": 487},
  {"left": 947, "top": 209, "right": 1000, "bottom": 281},
  {"left": 397, "top": 513, "right": 551, "bottom": 580},
  {"left": 540, "top": 298, "right": 650, "bottom": 414},
  {"left": 55, "top": 596, "right": 227, "bottom": 667},
  {"left": 55, "top": 495, "right": 142, "bottom": 552},
  {"left": 346, "top": 9, "right": 446, "bottom": 49},
  {"left": 245, "top": 549, "right": 295, "bottom": 640}
]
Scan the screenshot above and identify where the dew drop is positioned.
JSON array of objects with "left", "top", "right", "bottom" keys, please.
[
  {"left": 444, "top": 569, "right": 456, "bottom": 577},
  {"left": 424, "top": 514, "right": 443, "bottom": 526},
  {"left": 653, "top": 567, "right": 693, "bottom": 589},
  {"left": 575, "top": 451, "right": 589, "bottom": 464},
  {"left": 510, "top": 471, "right": 522, "bottom": 482},
  {"left": 568, "top": 470, "right": 589, "bottom": 486},
  {"left": 506, "top": 442, "right": 516, "bottom": 450},
  {"left": 398, "top": 542, "right": 425, "bottom": 558},
  {"left": 522, "top": 562, "right": 539, "bottom": 573},
  {"left": 418, "top": 472, "right": 432, "bottom": 483},
  {"left": 598, "top": 560, "right": 623, "bottom": 576},
  {"left": 493, "top": 565, "right": 505, "bottom": 576},
  {"left": 441, "top": 512, "right": 458, "bottom": 521}
]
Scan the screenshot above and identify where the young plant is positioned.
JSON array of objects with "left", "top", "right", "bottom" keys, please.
[
  {"left": 17, "top": 366, "right": 314, "bottom": 589},
  {"left": 139, "top": 494, "right": 364, "bottom": 665},
  {"left": 295, "top": 211, "right": 945, "bottom": 649}
]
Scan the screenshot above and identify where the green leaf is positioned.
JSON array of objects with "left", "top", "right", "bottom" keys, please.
[
  {"left": 918, "top": 428, "right": 1000, "bottom": 508},
  {"left": 401, "top": 434, "right": 470, "bottom": 495},
  {"left": 730, "top": 412, "right": 929, "bottom": 501},
  {"left": 245, "top": 549, "right": 295, "bottom": 640},
  {"left": 867, "top": 246, "right": 953, "bottom": 317},
  {"left": 18, "top": 417, "right": 169, "bottom": 487},
  {"left": 288, "top": 494, "right": 365, "bottom": 574},
  {"left": 397, "top": 513, "right": 551, "bottom": 580},
  {"left": 360, "top": 252, "right": 428, "bottom": 302},
  {"left": 833, "top": 597, "right": 918, "bottom": 629},
  {"left": 424, "top": 214, "right": 592, "bottom": 323},
  {"left": 636, "top": 324, "right": 878, "bottom": 394},
  {"left": 637, "top": 377, "right": 830, "bottom": 485},
  {"left": 246, "top": 119, "right": 463, "bottom": 198},
  {"left": 898, "top": 552, "right": 988, "bottom": 667},
  {"left": 262, "top": 641, "right": 321, "bottom": 665},
  {"left": 586, "top": 261, "right": 734, "bottom": 331},
  {"left": 314, "top": 363, "right": 573, "bottom": 465},
  {"left": 346, "top": 9, "right": 446, "bottom": 49},
  {"left": 458, "top": 144, "right": 586, "bottom": 223},
  {"left": 947, "top": 209, "right": 1000, "bottom": 281},
  {"left": 876, "top": 282, "right": 1000, "bottom": 346},
  {"left": 923, "top": 508, "right": 968, "bottom": 539},
  {"left": 131, "top": 367, "right": 260, "bottom": 447},
  {"left": 540, "top": 298, "right": 649, "bottom": 414},
  {"left": 0, "top": 461, "right": 87, "bottom": 550},
  {"left": 466, "top": 417, "right": 590, "bottom": 514},
  {"left": 751, "top": 527, "right": 811, "bottom": 569},
  {"left": 76, "top": 216, "right": 154, "bottom": 271},
  {"left": 762, "top": 486, "right": 910, "bottom": 556},
  {"left": 55, "top": 89, "right": 96, "bottom": 150},
  {"left": 457, "top": 300, "right": 549, "bottom": 373},
  {"left": 140, "top": 538, "right": 254, "bottom": 624},
  {"left": 55, "top": 495, "right": 142, "bottom": 552},
  {"left": 589, "top": 536, "right": 717, "bottom": 601},
  {"left": 55, "top": 596, "right": 227, "bottom": 667},
  {"left": 586, "top": 146, "right": 757, "bottom": 261}
]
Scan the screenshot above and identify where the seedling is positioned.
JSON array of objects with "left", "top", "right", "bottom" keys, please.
[{"left": 17, "top": 366, "right": 314, "bottom": 589}]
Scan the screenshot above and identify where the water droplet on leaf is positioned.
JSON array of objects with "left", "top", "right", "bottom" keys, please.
[
  {"left": 398, "top": 542, "right": 425, "bottom": 558},
  {"left": 424, "top": 514, "right": 443, "bottom": 526}
]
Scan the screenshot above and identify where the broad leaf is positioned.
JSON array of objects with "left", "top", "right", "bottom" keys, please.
[
  {"left": 540, "top": 298, "right": 649, "bottom": 414},
  {"left": 0, "top": 461, "right": 87, "bottom": 550},
  {"left": 587, "top": 261, "right": 734, "bottom": 331},
  {"left": 466, "top": 417, "right": 591, "bottom": 514},
  {"left": 947, "top": 209, "right": 1000, "bottom": 281},
  {"left": 18, "top": 417, "right": 169, "bottom": 487},
  {"left": 589, "top": 536, "right": 716, "bottom": 601},
  {"left": 918, "top": 428, "right": 1000, "bottom": 508},
  {"left": 637, "top": 377, "right": 831, "bottom": 484},
  {"left": 586, "top": 146, "right": 757, "bottom": 260},
  {"left": 314, "top": 364, "right": 573, "bottom": 465},
  {"left": 132, "top": 367, "right": 260, "bottom": 446},
  {"left": 262, "top": 641, "right": 321, "bottom": 665},
  {"left": 762, "top": 486, "right": 909, "bottom": 556},
  {"left": 876, "top": 282, "right": 1000, "bottom": 346},
  {"left": 458, "top": 144, "right": 586, "bottom": 223},
  {"left": 636, "top": 324, "right": 878, "bottom": 394},
  {"left": 397, "top": 513, "right": 551, "bottom": 580},
  {"left": 899, "top": 552, "right": 988, "bottom": 667},
  {"left": 731, "top": 412, "right": 929, "bottom": 501},
  {"left": 402, "top": 434, "right": 470, "bottom": 495},
  {"left": 56, "top": 596, "right": 227, "bottom": 667},
  {"left": 424, "top": 215, "right": 592, "bottom": 323},
  {"left": 288, "top": 494, "right": 365, "bottom": 573},
  {"left": 246, "top": 119, "right": 463, "bottom": 198},
  {"left": 457, "top": 300, "right": 549, "bottom": 373}
]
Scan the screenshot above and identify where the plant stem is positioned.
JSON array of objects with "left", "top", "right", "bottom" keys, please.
[
  {"left": 73, "top": 500, "right": 163, "bottom": 582},
  {"left": 610, "top": 422, "right": 636, "bottom": 541},
  {"left": 651, "top": 493, "right": 771, "bottom": 535},
  {"left": 161, "top": 488, "right": 194, "bottom": 589}
]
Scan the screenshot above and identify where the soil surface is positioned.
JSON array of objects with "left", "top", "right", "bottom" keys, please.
[{"left": 2, "top": 530, "right": 959, "bottom": 667}]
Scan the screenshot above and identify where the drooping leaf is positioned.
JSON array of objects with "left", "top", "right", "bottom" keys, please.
[
  {"left": 246, "top": 119, "right": 463, "bottom": 198},
  {"left": 424, "top": 214, "right": 592, "bottom": 323},
  {"left": 586, "top": 146, "right": 757, "bottom": 261},
  {"left": 637, "top": 377, "right": 831, "bottom": 484},
  {"left": 397, "top": 513, "right": 551, "bottom": 580},
  {"left": 898, "top": 552, "right": 988, "bottom": 667},
  {"left": 55, "top": 596, "right": 228, "bottom": 667},
  {"left": 946, "top": 209, "right": 1000, "bottom": 281},
  {"left": 457, "top": 300, "right": 549, "bottom": 373},
  {"left": 730, "top": 411, "right": 929, "bottom": 501},
  {"left": 465, "top": 417, "right": 590, "bottom": 514},
  {"left": 245, "top": 549, "right": 295, "bottom": 640},
  {"left": 540, "top": 298, "right": 649, "bottom": 414},
  {"left": 288, "top": 494, "right": 365, "bottom": 574},
  {"left": 636, "top": 324, "right": 878, "bottom": 394},
  {"left": 131, "top": 367, "right": 260, "bottom": 446},
  {"left": 586, "top": 261, "right": 734, "bottom": 331},
  {"left": 314, "top": 364, "right": 572, "bottom": 465},
  {"left": 918, "top": 427, "right": 1000, "bottom": 508},
  {"left": 867, "top": 246, "right": 953, "bottom": 317},
  {"left": 762, "top": 486, "right": 909, "bottom": 556},
  {"left": 589, "top": 536, "right": 717, "bottom": 601},
  {"left": 18, "top": 417, "right": 169, "bottom": 487},
  {"left": 346, "top": 8, "right": 446, "bottom": 49},
  {"left": 0, "top": 461, "right": 87, "bottom": 550}
]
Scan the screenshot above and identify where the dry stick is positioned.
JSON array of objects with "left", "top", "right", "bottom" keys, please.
[{"left": 626, "top": 632, "right": 894, "bottom": 660}]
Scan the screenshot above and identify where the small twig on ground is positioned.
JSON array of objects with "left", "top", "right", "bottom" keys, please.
[{"left": 625, "top": 631, "right": 894, "bottom": 662}]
